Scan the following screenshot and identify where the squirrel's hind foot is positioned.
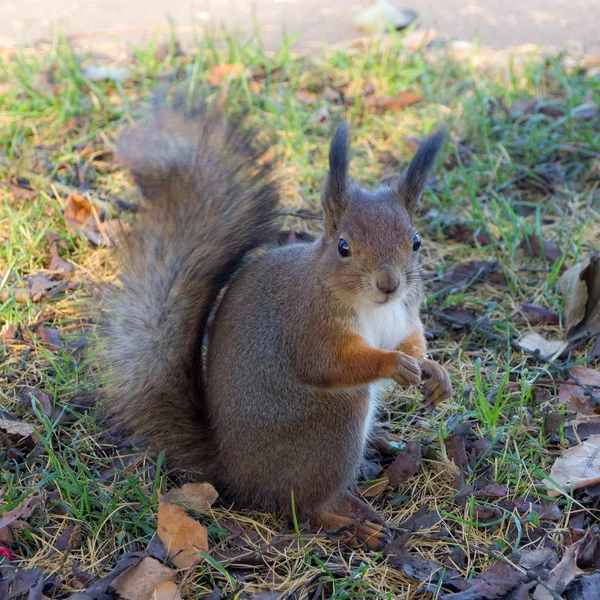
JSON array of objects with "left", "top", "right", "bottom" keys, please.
[{"left": 312, "top": 493, "right": 391, "bottom": 551}]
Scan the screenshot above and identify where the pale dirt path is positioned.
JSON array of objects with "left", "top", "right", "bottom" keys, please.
[{"left": 2, "top": 0, "right": 599, "bottom": 56}]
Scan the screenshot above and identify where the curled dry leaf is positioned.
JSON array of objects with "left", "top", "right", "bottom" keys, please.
[
  {"left": 152, "top": 581, "right": 183, "bottom": 600},
  {"left": 544, "top": 434, "right": 600, "bottom": 497},
  {"left": 157, "top": 500, "right": 208, "bottom": 569},
  {"left": 110, "top": 557, "right": 175, "bottom": 600},
  {"left": 532, "top": 542, "right": 584, "bottom": 600},
  {"left": 0, "top": 495, "right": 44, "bottom": 544},
  {"left": 161, "top": 482, "right": 218, "bottom": 514},
  {"left": 520, "top": 303, "right": 560, "bottom": 326},
  {"left": 367, "top": 91, "right": 423, "bottom": 114},
  {"left": 443, "top": 560, "right": 528, "bottom": 600},
  {"left": 431, "top": 260, "right": 502, "bottom": 293},
  {"left": 559, "top": 253, "right": 600, "bottom": 341},
  {"left": 0, "top": 275, "right": 67, "bottom": 303},
  {"left": 0, "top": 415, "right": 37, "bottom": 439},
  {"left": 359, "top": 441, "right": 422, "bottom": 497},
  {"left": 385, "top": 440, "right": 422, "bottom": 487},
  {"left": 19, "top": 387, "right": 53, "bottom": 417},
  {"left": 63, "top": 193, "right": 119, "bottom": 247},
  {"left": 559, "top": 366, "right": 600, "bottom": 415},
  {"left": 517, "top": 332, "right": 563, "bottom": 359},
  {"left": 47, "top": 232, "right": 73, "bottom": 278},
  {"left": 520, "top": 234, "right": 563, "bottom": 266},
  {"left": 36, "top": 325, "right": 62, "bottom": 350}
]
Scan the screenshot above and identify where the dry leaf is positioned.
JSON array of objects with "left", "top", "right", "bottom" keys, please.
[
  {"left": 517, "top": 332, "right": 563, "bottom": 358},
  {"left": 1, "top": 275, "right": 66, "bottom": 303},
  {"left": 520, "top": 303, "right": 560, "bottom": 325},
  {"left": 157, "top": 500, "right": 208, "bottom": 568},
  {"left": 520, "top": 234, "right": 563, "bottom": 265},
  {"left": 358, "top": 478, "right": 389, "bottom": 498},
  {"left": 206, "top": 63, "right": 245, "bottom": 86},
  {"left": 0, "top": 495, "right": 43, "bottom": 544},
  {"left": 47, "top": 232, "right": 73, "bottom": 278},
  {"left": 367, "top": 91, "right": 423, "bottom": 114},
  {"left": 432, "top": 260, "right": 502, "bottom": 293},
  {"left": 533, "top": 542, "right": 583, "bottom": 599},
  {"left": 19, "top": 387, "right": 53, "bottom": 417},
  {"left": 559, "top": 366, "right": 600, "bottom": 414},
  {"left": 110, "top": 557, "right": 175, "bottom": 600},
  {"left": 36, "top": 325, "right": 62, "bottom": 350},
  {"left": 63, "top": 193, "right": 118, "bottom": 247},
  {"left": 0, "top": 416, "right": 37, "bottom": 438},
  {"left": 385, "top": 441, "right": 422, "bottom": 487},
  {"left": 544, "top": 434, "right": 600, "bottom": 496},
  {"left": 152, "top": 581, "right": 183, "bottom": 600},
  {"left": 559, "top": 253, "right": 600, "bottom": 341},
  {"left": 161, "top": 482, "right": 218, "bottom": 513},
  {"left": 444, "top": 561, "right": 528, "bottom": 600}
]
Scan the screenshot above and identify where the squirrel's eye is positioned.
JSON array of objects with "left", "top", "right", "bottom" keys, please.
[
  {"left": 412, "top": 233, "right": 421, "bottom": 252},
  {"left": 338, "top": 238, "right": 351, "bottom": 258}
]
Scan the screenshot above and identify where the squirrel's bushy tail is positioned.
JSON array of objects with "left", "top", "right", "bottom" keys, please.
[{"left": 102, "top": 105, "right": 279, "bottom": 474}]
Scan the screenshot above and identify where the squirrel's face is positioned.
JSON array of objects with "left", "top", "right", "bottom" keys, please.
[
  {"left": 319, "top": 124, "right": 445, "bottom": 308},
  {"left": 321, "top": 186, "right": 422, "bottom": 307}
]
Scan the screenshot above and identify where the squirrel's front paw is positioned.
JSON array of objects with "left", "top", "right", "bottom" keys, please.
[
  {"left": 421, "top": 359, "right": 452, "bottom": 409},
  {"left": 391, "top": 352, "right": 421, "bottom": 387}
]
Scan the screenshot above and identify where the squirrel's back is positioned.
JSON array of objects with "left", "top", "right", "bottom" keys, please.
[{"left": 102, "top": 105, "right": 279, "bottom": 474}]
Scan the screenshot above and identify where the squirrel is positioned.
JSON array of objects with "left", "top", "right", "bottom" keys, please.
[{"left": 102, "top": 104, "right": 452, "bottom": 550}]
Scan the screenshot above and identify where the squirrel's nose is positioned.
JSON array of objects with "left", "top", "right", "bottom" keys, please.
[{"left": 376, "top": 269, "right": 400, "bottom": 295}]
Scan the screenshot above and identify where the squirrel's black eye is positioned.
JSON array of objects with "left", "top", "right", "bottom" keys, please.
[
  {"left": 338, "top": 238, "right": 351, "bottom": 258},
  {"left": 412, "top": 233, "right": 421, "bottom": 252}
]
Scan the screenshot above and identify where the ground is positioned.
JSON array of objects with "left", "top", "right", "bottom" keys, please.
[
  {"left": 1, "top": 28, "right": 600, "bottom": 599},
  {"left": 2, "top": 0, "right": 600, "bottom": 54}
]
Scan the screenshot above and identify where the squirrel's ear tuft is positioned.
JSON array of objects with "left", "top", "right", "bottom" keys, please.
[
  {"left": 399, "top": 128, "right": 446, "bottom": 215},
  {"left": 322, "top": 123, "right": 350, "bottom": 234}
]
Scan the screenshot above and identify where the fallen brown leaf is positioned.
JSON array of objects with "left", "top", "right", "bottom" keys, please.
[
  {"left": 517, "top": 332, "right": 563, "bottom": 358},
  {"left": 1, "top": 275, "right": 67, "bottom": 303},
  {"left": 533, "top": 541, "right": 583, "bottom": 600},
  {"left": 19, "top": 387, "right": 53, "bottom": 417},
  {"left": 36, "top": 325, "right": 62, "bottom": 350},
  {"left": 520, "top": 303, "right": 560, "bottom": 326},
  {"left": 431, "top": 260, "right": 502, "bottom": 293},
  {"left": 443, "top": 561, "right": 528, "bottom": 599},
  {"left": 152, "top": 581, "right": 183, "bottom": 600},
  {"left": 559, "top": 253, "right": 600, "bottom": 341},
  {"left": 47, "top": 232, "right": 73, "bottom": 278},
  {"left": 206, "top": 63, "right": 245, "bottom": 86},
  {"left": 110, "top": 557, "right": 176, "bottom": 600},
  {"left": 63, "top": 193, "right": 119, "bottom": 247},
  {"left": 161, "top": 482, "right": 218, "bottom": 513},
  {"left": 385, "top": 441, "right": 422, "bottom": 488},
  {"left": 157, "top": 500, "right": 208, "bottom": 568},
  {"left": 559, "top": 366, "right": 600, "bottom": 415},
  {"left": 520, "top": 234, "right": 563, "bottom": 266},
  {"left": 0, "top": 415, "right": 37, "bottom": 439},
  {"left": 566, "top": 573, "right": 600, "bottom": 600},
  {"left": 544, "top": 434, "right": 600, "bottom": 496},
  {"left": 367, "top": 91, "right": 423, "bottom": 114},
  {"left": 0, "top": 495, "right": 44, "bottom": 544}
]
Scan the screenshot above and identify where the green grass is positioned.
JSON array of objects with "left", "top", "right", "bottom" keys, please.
[{"left": 1, "top": 27, "right": 600, "bottom": 599}]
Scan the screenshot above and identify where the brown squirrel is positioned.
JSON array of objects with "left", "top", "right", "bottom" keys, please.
[{"left": 103, "top": 105, "right": 452, "bottom": 550}]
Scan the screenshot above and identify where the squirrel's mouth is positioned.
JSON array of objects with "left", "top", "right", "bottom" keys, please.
[{"left": 374, "top": 297, "right": 391, "bottom": 306}]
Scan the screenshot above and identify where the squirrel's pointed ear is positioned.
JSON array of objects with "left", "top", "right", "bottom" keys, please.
[
  {"left": 322, "top": 123, "right": 350, "bottom": 235},
  {"left": 399, "top": 129, "right": 446, "bottom": 216}
]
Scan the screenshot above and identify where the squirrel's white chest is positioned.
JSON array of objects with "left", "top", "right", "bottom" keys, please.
[{"left": 354, "top": 300, "right": 411, "bottom": 350}]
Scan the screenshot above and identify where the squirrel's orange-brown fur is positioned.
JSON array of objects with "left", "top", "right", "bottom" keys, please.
[{"left": 102, "top": 105, "right": 452, "bottom": 550}]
